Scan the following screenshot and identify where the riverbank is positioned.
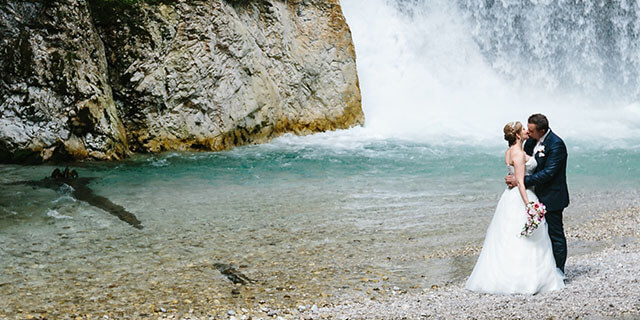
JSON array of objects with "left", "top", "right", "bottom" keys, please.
[
  {"left": 135, "top": 207, "right": 640, "bottom": 320},
  {"left": 304, "top": 206, "right": 640, "bottom": 319},
  {"left": 3, "top": 206, "right": 639, "bottom": 319}
]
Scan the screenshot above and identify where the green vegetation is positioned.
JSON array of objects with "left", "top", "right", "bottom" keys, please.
[
  {"left": 87, "top": 0, "right": 249, "bottom": 26},
  {"left": 89, "top": 0, "right": 249, "bottom": 9},
  {"left": 89, "top": 0, "right": 172, "bottom": 7}
]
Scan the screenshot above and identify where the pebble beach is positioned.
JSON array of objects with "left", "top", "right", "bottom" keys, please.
[
  {"left": 3, "top": 205, "right": 639, "bottom": 320},
  {"left": 311, "top": 206, "right": 640, "bottom": 320},
  {"left": 143, "top": 207, "right": 640, "bottom": 320}
]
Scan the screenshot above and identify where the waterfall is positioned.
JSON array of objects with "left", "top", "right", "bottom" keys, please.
[
  {"left": 460, "top": 0, "right": 640, "bottom": 98},
  {"left": 339, "top": 0, "right": 640, "bottom": 147}
]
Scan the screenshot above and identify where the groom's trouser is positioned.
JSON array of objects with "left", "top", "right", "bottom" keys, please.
[{"left": 546, "top": 209, "right": 567, "bottom": 273}]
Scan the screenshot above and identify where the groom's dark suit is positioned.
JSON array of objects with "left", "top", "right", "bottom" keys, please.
[{"left": 524, "top": 129, "right": 569, "bottom": 272}]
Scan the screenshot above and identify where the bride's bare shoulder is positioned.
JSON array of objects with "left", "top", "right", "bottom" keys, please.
[
  {"left": 504, "top": 148, "right": 526, "bottom": 165},
  {"left": 505, "top": 148, "right": 512, "bottom": 165},
  {"left": 508, "top": 147, "right": 526, "bottom": 164}
]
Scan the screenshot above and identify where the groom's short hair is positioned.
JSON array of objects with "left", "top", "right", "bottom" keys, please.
[{"left": 528, "top": 114, "right": 549, "bottom": 132}]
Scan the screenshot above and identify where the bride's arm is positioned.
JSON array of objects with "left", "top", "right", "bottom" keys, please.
[{"left": 512, "top": 152, "right": 530, "bottom": 206}]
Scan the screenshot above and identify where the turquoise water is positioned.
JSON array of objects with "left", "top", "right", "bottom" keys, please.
[{"left": 1, "top": 133, "right": 639, "bottom": 315}]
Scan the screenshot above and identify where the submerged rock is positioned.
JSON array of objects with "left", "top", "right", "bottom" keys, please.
[
  {"left": 0, "top": 0, "right": 364, "bottom": 163},
  {"left": 6, "top": 168, "right": 143, "bottom": 229},
  {"left": 214, "top": 263, "right": 254, "bottom": 285}
]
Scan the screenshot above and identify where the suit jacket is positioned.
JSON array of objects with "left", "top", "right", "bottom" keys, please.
[{"left": 523, "top": 129, "right": 570, "bottom": 212}]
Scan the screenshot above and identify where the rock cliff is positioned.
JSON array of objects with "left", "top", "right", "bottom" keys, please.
[
  {"left": 0, "top": 0, "right": 363, "bottom": 163},
  {"left": 0, "top": 0, "right": 129, "bottom": 163}
]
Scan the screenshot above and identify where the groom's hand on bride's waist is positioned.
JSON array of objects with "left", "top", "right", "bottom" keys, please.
[{"left": 505, "top": 174, "right": 518, "bottom": 188}]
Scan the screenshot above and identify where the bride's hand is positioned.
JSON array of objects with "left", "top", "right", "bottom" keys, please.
[{"left": 505, "top": 174, "right": 518, "bottom": 188}]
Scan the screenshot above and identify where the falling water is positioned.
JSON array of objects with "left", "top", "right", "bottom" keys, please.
[{"left": 340, "top": 0, "right": 640, "bottom": 147}]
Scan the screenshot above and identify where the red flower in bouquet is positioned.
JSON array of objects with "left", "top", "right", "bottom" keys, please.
[{"left": 520, "top": 201, "right": 547, "bottom": 237}]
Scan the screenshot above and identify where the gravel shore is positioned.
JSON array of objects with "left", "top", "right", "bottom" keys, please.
[
  {"left": 313, "top": 245, "right": 640, "bottom": 319},
  {"left": 5, "top": 207, "right": 639, "bottom": 320},
  {"left": 153, "top": 207, "right": 640, "bottom": 320},
  {"left": 305, "top": 207, "right": 640, "bottom": 319}
]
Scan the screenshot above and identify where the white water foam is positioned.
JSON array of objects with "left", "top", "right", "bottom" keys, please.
[
  {"left": 277, "top": 0, "right": 640, "bottom": 149},
  {"left": 46, "top": 209, "right": 73, "bottom": 220},
  {"left": 52, "top": 195, "right": 77, "bottom": 204},
  {"left": 0, "top": 207, "right": 18, "bottom": 216},
  {"left": 57, "top": 183, "right": 75, "bottom": 194},
  {"left": 150, "top": 158, "right": 169, "bottom": 167}
]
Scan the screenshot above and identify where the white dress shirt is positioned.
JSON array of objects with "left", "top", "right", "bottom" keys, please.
[{"left": 534, "top": 130, "right": 550, "bottom": 154}]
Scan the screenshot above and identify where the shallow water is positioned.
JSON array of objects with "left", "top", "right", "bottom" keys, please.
[{"left": 1, "top": 134, "right": 639, "bottom": 317}]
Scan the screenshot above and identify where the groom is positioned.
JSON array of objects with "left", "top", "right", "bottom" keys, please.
[{"left": 506, "top": 113, "right": 570, "bottom": 273}]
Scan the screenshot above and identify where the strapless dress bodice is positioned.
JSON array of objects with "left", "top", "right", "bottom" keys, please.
[{"left": 507, "top": 156, "right": 537, "bottom": 176}]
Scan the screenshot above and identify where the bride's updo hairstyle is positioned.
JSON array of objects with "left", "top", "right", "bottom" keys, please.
[{"left": 503, "top": 121, "right": 523, "bottom": 146}]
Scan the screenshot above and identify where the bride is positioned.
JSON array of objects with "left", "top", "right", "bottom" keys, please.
[{"left": 465, "top": 121, "right": 565, "bottom": 294}]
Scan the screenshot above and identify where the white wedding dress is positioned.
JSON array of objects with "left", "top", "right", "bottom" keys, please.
[{"left": 465, "top": 157, "right": 565, "bottom": 294}]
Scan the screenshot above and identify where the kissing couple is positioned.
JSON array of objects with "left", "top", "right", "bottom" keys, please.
[{"left": 466, "top": 113, "right": 570, "bottom": 294}]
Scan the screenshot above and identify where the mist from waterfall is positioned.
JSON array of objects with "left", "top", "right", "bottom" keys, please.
[{"left": 338, "top": 0, "right": 640, "bottom": 148}]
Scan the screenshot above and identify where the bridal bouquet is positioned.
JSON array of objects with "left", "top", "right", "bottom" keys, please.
[{"left": 520, "top": 201, "right": 547, "bottom": 236}]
